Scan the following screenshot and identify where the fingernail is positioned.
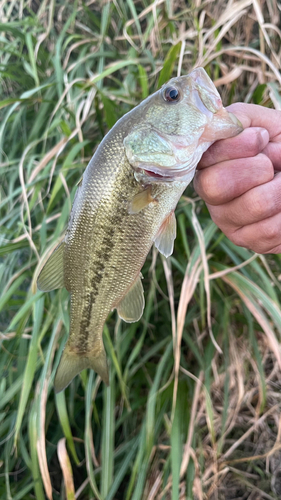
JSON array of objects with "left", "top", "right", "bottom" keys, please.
[{"left": 260, "top": 128, "right": 269, "bottom": 147}]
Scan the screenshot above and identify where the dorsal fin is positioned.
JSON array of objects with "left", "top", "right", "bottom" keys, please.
[
  {"left": 76, "top": 175, "right": 83, "bottom": 187},
  {"left": 37, "top": 242, "right": 65, "bottom": 291}
]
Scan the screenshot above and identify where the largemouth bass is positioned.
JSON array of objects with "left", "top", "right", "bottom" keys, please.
[{"left": 37, "top": 68, "right": 242, "bottom": 392}]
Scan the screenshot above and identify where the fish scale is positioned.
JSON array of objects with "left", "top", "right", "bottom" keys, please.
[{"left": 37, "top": 68, "right": 243, "bottom": 392}]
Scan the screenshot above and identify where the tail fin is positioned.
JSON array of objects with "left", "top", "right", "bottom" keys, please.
[{"left": 54, "top": 343, "right": 109, "bottom": 393}]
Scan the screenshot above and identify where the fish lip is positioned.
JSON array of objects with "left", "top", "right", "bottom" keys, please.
[
  {"left": 143, "top": 169, "right": 170, "bottom": 180},
  {"left": 134, "top": 166, "right": 194, "bottom": 185},
  {"left": 134, "top": 167, "right": 176, "bottom": 184}
]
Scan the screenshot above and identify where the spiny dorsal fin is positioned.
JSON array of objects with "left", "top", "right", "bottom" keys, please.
[
  {"left": 37, "top": 242, "right": 65, "bottom": 291},
  {"left": 154, "top": 211, "right": 176, "bottom": 258},
  {"left": 54, "top": 343, "right": 109, "bottom": 393},
  {"left": 76, "top": 175, "right": 83, "bottom": 187},
  {"left": 117, "top": 275, "right": 144, "bottom": 323}
]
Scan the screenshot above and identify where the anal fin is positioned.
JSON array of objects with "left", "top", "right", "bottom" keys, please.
[
  {"left": 37, "top": 242, "right": 65, "bottom": 291},
  {"left": 117, "top": 275, "right": 144, "bottom": 323},
  {"left": 154, "top": 211, "right": 176, "bottom": 258},
  {"left": 54, "top": 343, "right": 109, "bottom": 393}
]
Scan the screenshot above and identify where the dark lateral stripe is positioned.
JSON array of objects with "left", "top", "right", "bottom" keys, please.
[{"left": 78, "top": 208, "right": 126, "bottom": 348}]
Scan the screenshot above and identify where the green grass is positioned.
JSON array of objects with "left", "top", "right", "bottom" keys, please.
[{"left": 1, "top": 1, "right": 281, "bottom": 499}]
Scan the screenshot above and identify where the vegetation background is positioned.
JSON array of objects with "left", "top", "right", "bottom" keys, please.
[{"left": 1, "top": 0, "right": 281, "bottom": 499}]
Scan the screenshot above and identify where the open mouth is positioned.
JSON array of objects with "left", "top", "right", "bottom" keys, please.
[{"left": 143, "top": 169, "right": 167, "bottom": 179}]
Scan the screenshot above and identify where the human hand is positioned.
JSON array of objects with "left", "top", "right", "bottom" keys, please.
[{"left": 194, "top": 103, "right": 281, "bottom": 254}]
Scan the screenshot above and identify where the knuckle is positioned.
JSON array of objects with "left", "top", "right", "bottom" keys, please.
[
  {"left": 230, "top": 230, "right": 245, "bottom": 247},
  {"left": 264, "top": 154, "right": 274, "bottom": 176},
  {"left": 256, "top": 154, "right": 274, "bottom": 182},
  {"left": 247, "top": 191, "right": 268, "bottom": 220},
  {"left": 246, "top": 130, "right": 268, "bottom": 156},
  {"left": 261, "top": 221, "right": 279, "bottom": 241},
  {"left": 207, "top": 205, "right": 225, "bottom": 226},
  {"left": 264, "top": 244, "right": 281, "bottom": 254},
  {"left": 251, "top": 131, "right": 264, "bottom": 155},
  {"left": 230, "top": 230, "right": 259, "bottom": 252},
  {"left": 199, "top": 169, "right": 222, "bottom": 204}
]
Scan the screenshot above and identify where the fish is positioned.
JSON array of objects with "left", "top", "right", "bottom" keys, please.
[{"left": 37, "top": 67, "right": 243, "bottom": 392}]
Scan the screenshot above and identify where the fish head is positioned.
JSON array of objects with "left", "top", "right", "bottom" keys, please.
[{"left": 124, "top": 67, "right": 243, "bottom": 183}]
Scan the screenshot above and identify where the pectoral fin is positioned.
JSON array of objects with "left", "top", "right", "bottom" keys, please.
[
  {"left": 54, "top": 343, "right": 109, "bottom": 393},
  {"left": 117, "top": 275, "right": 144, "bottom": 323},
  {"left": 37, "top": 242, "right": 65, "bottom": 291},
  {"left": 129, "top": 187, "right": 157, "bottom": 214},
  {"left": 154, "top": 212, "right": 176, "bottom": 258}
]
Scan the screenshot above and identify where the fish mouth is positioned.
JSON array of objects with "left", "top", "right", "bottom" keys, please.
[
  {"left": 134, "top": 167, "right": 177, "bottom": 185},
  {"left": 143, "top": 169, "right": 167, "bottom": 180},
  {"left": 134, "top": 166, "right": 194, "bottom": 185}
]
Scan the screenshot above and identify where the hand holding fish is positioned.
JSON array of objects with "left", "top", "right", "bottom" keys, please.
[{"left": 194, "top": 103, "right": 281, "bottom": 254}]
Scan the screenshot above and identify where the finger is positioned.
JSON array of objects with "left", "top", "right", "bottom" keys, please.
[
  {"left": 227, "top": 103, "right": 281, "bottom": 171},
  {"left": 263, "top": 140, "right": 281, "bottom": 171},
  {"left": 206, "top": 169, "right": 281, "bottom": 240},
  {"left": 198, "top": 127, "right": 269, "bottom": 169},
  {"left": 194, "top": 153, "right": 274, "bottom": 205},
  {"left": 208, "top": 170, "right": 281, "bottom": 229},
  {"left": 227, "top": 103, "right": 281, "bottom": 139},
  {"left": 230, "top": 211, "right": 281, "bottom": 254}
]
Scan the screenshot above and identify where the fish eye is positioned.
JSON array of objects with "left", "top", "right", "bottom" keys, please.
[{"left": 163, "top": 86, "right": 180, "bottom": 102}]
